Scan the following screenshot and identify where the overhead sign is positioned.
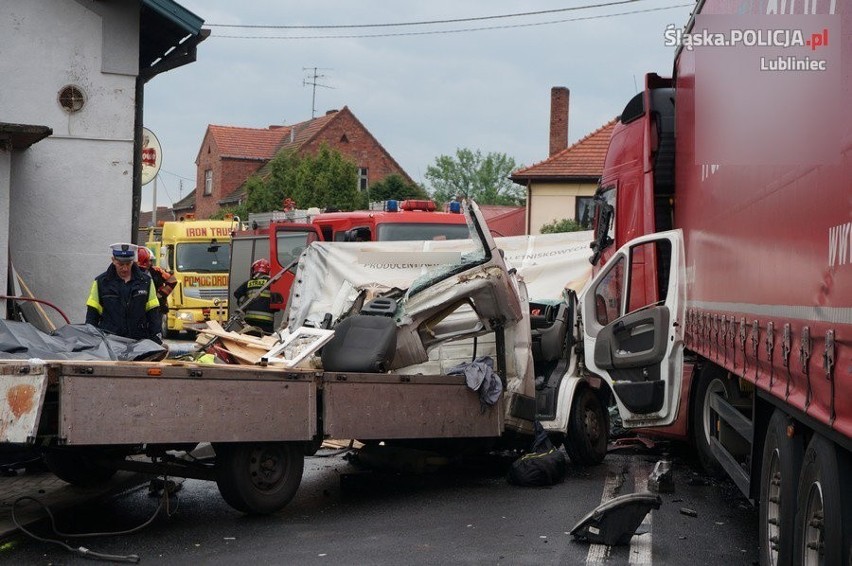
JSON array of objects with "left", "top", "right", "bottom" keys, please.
[{"left": 141, "top": 127, "right": 162, "bottom": 186}]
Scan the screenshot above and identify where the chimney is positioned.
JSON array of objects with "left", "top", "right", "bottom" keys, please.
[{"left": 549, "top": 87, "right": 570, "bottom": 156}]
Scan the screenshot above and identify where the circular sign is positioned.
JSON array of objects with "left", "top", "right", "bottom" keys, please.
[{"left": 141, "top": 127, "right": 162, "bottom": 185}]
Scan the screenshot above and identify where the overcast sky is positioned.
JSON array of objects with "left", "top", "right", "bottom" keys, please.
[{"left": 141, "top": 0, "right": 695, "bottom": 211}]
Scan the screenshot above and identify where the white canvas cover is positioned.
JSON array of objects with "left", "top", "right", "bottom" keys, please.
[{"left": 288, "top": 231, "right": 593, "bottom": 331}]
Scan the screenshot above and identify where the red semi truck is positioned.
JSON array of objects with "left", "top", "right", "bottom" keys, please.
[{"left": 585, "top": 1, "right": 850, "bottom": 564}]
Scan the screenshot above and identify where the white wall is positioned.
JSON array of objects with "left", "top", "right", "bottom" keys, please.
[
  {"left": 0, "top": 150, "right": 9, "bottom": 317},
  {"left": 0, "top": 1, "right": 139, "bottom": 324}
]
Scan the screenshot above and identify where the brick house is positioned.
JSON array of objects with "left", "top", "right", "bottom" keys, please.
[
  {"left": 510, "top": 87, "right": 616, "bottom": 235},
  {"left": 175, "top": 106, "right": 414, "bottom": 218}
]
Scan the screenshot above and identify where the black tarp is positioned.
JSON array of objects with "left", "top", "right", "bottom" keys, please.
[{"left": 0, "top": 320, "right": 167, "bottom": 361}]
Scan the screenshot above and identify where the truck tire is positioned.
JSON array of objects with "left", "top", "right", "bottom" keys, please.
[
  {"left": 759, "top": 410, "right": 803, "bottom": 566},
  {"left": 691, "top": 365, "right": 741, "bottom": 476},
  {"left": 563, "top": 387, "right": 608, "bottom": 465},
  {"left": 215, "top": 442, "right": 304, "bottom": 515},
  {"left": 43, "top": 450, "right": 117, "bottom": 487},
  {"left": 793, "top": 435, "right": 852, "bottom": 566}
]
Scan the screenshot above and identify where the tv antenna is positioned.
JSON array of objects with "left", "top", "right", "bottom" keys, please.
[{"left": 303, "top": 67, "right": 334, "bottom": 118}]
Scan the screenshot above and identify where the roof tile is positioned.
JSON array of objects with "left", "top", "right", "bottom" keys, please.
[{"left": 512, "top": 118, "right": 617, "bottom": 180}]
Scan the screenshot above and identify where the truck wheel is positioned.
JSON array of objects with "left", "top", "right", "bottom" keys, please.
[
  {"left": 793, "top": 435, "right": 852, "bottom": 566},
  {"left": 691, "top": 365, "right": 741, "bottom": 476},
  {"left": 759, "top": 410, "right": 803, "bottom": 566},
  {"left": 43, "top": 450, "right": 117, "bottom": 487},
  {"left": 563, "top": 387, "right": 608, "bottom": 465},
  {"left": 215, "top": 443, "right": 304, "bottom": 514}
]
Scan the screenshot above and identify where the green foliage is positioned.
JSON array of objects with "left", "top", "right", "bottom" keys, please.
[
  {"left": 209, "top": 205, "right": 247, "bottom": 221},
  {"left": 424, "top": 148, "right": 525, "bottom": 206},
  {"left": 539, "top": 218, "right": 584, "bottom": 234},
  {"left": 367, "top": 174, "right": 429, "bottom": 203},
  {"left": 243, "top": 144, "right": 363, "bottom": 213}
]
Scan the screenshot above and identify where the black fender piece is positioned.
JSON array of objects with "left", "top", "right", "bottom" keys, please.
[{"left": 570, "top": 491, "right": 662, "bottom": 546}]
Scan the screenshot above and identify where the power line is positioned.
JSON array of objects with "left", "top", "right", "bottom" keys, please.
[
  {"left": 214, "top": 4, "right": 692, "bottom": 40},
  {"left": 159, "top": 169, "right": 195, "bottom": 182},
  {"left": 207, "top": 0, "right": 645, "bottom": 29}
]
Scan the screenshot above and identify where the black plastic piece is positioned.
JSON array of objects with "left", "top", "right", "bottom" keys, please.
[
  {"left": 321, "top": 315, "right": 397, "bottom": 373},
  {"left": 360, "top": 298, "right": 397, "bottom": 317},
  {"left": 613, "top": 380, "right": 665, "bottom": 413},
  {"left": 570, "top": 491, "right": 662, "bottom": 546}
]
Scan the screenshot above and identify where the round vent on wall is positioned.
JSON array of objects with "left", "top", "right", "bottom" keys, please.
[{"left": 58, "top": 85, "right": 85, "bottom": 113}]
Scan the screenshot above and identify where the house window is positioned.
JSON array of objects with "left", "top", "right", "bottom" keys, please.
[
  {"left": 358, "top": 167, "right": 369, "bottom": 192},
  {"left": 204, "top": 169, "right": 213, "bottom": 196},
  {"left": 576, "top": 196, "right": 594, "bottom": 229}
]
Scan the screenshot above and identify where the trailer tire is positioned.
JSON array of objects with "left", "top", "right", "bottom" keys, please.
[
  {"left": 43, "top": 450, "right": 117, "bottom": 487},
  {"left": 691, "top": 365, "right": 740, "bottom": 477},
  {"left": 563, "top": 387, "right": 608, "bottom": 466},
  {"left": 216, "top": 442, "right": 304, "bottom": 515},
  {"left": 759, "top": 410, "right": 803, "bottom": 566},
  {"left": 793, "top": 435, "right": 852, "bottom": 566}
]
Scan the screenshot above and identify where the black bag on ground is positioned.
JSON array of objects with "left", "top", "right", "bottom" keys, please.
[
  {"left": 507, "top": 422, "right": 567, "bottom": 486},
  {"left": 507, "top": 448, "right": 568, "bottom": 486}
]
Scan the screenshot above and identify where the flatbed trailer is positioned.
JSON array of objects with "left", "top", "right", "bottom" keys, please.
[{"left": 2, "top": 359, "right": 501, "bottom": 514}]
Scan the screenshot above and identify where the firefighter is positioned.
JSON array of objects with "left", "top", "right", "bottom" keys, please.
[
  {"left": 85, "top": 243, "right": 163, "bottom": 343},
  {"left": 233, "top": 258, "right": 274, "bottom": 334},
  {"left": 136, "top": 246, "right": 176, "bottom": 313}
]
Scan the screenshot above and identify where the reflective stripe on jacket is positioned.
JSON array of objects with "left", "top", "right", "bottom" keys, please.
[{"left": 85, "top": 263, "right": 161, "bottom": 340}]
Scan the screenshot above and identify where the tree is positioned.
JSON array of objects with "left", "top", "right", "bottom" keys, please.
[
  {"left": 243, "top": 144, "right": 363, "bottom": 214},
  {"left": 539, "top": 218, "right": 585, "bottom": 233},
  {"left": 367, "top": 174, "right": 429, "bottom": 203},
  {"left": 424, "top": 149, "right": 525, "bottom": 206}
]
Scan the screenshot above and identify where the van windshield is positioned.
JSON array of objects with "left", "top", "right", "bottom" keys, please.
[
  {"left": 175, "top": 243, "right": 231, "bottom": 273},
  {"left": 376, "top": 222, "right": 470, "bottom": 241}
]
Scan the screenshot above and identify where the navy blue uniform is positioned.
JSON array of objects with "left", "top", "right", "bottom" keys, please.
[{"left": 85, "top": 263, "right": 162, "bottom": 342}]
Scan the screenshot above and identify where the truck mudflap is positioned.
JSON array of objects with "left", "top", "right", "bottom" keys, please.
[
  {"left": 322, "top": 372, "right": 503, "bottom": 440},
  {"left": 53, "top": 362, "right": 316, "bottom": 445},
  {"left": 0, "top": 362, "right": 49, "bottom": 444}
]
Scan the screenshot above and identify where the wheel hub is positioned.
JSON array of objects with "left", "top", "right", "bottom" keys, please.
[
  {"left": 766, "top": 451, "right": 781, "bottom": 566},
  {"left": 249, "top": 448, "right": 286, "bottom": 491},
  {"left": 801, "top": 481, "right": 825, "bottom": 566}
]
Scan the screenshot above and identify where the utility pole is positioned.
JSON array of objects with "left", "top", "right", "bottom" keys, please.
[{"left": 302, "top": 67, "right": 334, "bottom": 118}]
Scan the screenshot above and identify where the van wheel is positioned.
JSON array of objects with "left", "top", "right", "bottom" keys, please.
[
  {"left": 759, "top": 410, "right": 803, "bottom": 566},
  {"left": 43, "top": 449, "right": 117, "bottom": 487},
  {"left": 215, "top": 443, "right": 304, "bottom": 514},
  {"left": 793, "top": 435, "right": 852, "bottom": 566},
  {"left": 563, "top": 387, "right": 608, "bottom": 465}
]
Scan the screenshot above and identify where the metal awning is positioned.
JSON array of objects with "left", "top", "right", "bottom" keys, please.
[
  {"left": 140, "top": 0, "right": 208, "bottom": 82},
  {"left": 0, "top": 124, "right": 52, "bottom": 151}
]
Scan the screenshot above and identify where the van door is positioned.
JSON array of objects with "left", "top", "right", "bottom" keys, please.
[{"left": 581, "top": 229, "right": 684, "bottom": 428}]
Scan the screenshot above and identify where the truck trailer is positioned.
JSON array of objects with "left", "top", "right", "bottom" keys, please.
[{"left": 586, "top": 1, "right": 851, "bottom": 564}]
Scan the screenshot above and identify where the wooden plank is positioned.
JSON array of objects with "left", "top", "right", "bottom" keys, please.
[{"left": 59, "top": 375, "right": 316, "bottom": 444}]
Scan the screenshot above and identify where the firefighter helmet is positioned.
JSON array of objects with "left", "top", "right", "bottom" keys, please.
[
  {"left": 251, "top": 258, "right": 271, "bottom": 276},
  {"left": 136, "top": 246, "right": 153, "bottom": 269}
]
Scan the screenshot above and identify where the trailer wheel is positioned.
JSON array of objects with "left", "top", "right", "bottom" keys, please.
[
  {"left": 759, "top": 410, "right": 803, "bottom": 566},
  {"left": 43, "top": 450, "right": 117, "bottom": 487},
  {"left": 563, "top": 387, "right": 608, "bottom": 465},
  {"left": 216, "top": 443, "right": 304, "bottom": 515},
  {"left": 793, "top": 435, "right": 852, "bottom": 566},
  {"left": 691, "top": 365, "right": 741, "bottom": 476}
]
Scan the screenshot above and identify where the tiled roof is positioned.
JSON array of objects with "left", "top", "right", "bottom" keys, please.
[
  {"left": 139, "top": 207, "right": 175, "bottom": 228},
  {"left": 511, "top": 118, "right": 617, "bottom": 181},
  {"left": 206, "top": 125, "right": 290, "bottom": 161},
  {"left": 219, "top": 111, "right": 342, "bottom": 205},
  {"left": 171, "top": 191, "right": 195, "bottom": 211}
]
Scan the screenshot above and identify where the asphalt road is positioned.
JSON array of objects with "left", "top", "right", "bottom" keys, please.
[{"left": 0, "top": 445, "right": 757, "bottom": 565}]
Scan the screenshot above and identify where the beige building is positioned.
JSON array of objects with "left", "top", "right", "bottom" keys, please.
[{"left": 511, "top": 87, "right": 616, "bottom": 235}]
